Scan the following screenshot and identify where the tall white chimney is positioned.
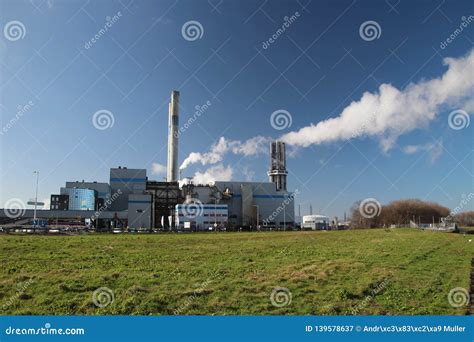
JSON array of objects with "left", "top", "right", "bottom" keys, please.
[{"left": 167, "top": 90, "right": 179, "bottom": 182}]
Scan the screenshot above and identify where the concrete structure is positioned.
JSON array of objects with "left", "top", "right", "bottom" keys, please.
[
  {"left": 65, "top": 181, "right": 110, "bottom": 205},
  {"left": 50, "top": 194, "right": 69, "bottom": 210},
  {"left": 301, "top": 215, "right": 329, "bottom": 230},
  {"left": 60, "top": 188, "right": 96, "bottom": 211},
  {"left": 146, "top": 181, "right": 181, "bottom": 230},
  {"left": 128, "top": 194, "right": 152, "bottom": 229},
  {"left": 167, "top": 90, "right": 179, "bottom": 182},
  {"left": 109, "top": 167, "right": 147, "bottom": 211},
  {"left": 181, "top": 181, "right": 295, "bottom": 229},
  {"left": 0, "top": 209, "right": 127, "bottom": 222},
  {"left": 268, "top": 141, "right": 288, "bottom": 191},
  {"left": 0, "top": 91, "right": 300, "bottom": 232},
  {"left": 175, "top": 203, "right": 228, "bottom": 231}
]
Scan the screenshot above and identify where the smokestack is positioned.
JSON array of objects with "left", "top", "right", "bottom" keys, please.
[
  {"left": 268, "top": 141, "right": 288, "bottom": 191},
  {"left": 167, "top": 90, "right": 179, "bottom": 182}
]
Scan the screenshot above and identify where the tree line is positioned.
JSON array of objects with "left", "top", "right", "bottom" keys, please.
[{"left": 350, "top": 199, "right": 474, "bottom": 228}]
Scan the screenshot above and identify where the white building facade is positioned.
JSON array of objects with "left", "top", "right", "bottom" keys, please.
[
  {"left": 301, "top": 215, "right": 329, "bottom": 230},
  {"left": 175, "top": 204, "right": 228, "bottom": 231}
]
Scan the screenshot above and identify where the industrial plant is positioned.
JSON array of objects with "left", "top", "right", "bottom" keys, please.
[{"left": 0, "top": 91, "right": 296, "bottom": 232}]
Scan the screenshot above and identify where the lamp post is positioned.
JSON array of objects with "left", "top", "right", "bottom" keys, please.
[
  {"left": 33, "top": 171, "right": 39, "bottom": 227},
  {"left": 252, "top": 205, "right": 259, "bottom": 231},
  {"left": 214, "top": 197, "right": 217, "bottom": 232}
]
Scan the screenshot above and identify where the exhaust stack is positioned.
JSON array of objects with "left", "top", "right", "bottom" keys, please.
[
  {"left": 167, "top": 90, "right": 180, "bottom": 182},
  {"left": 268, "top": 141, "right": 288, "bottom": 191}
]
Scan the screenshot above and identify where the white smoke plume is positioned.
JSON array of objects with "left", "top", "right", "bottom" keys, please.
[
  {"left": 151, "top": 162, "right": 166, "bottom": 175},
  {"left": 180, "top": 136, "right": 270, "bottom": 170},
  {"left": 402, "top": 140, "right": 444, "bottom": 163},
  {"left": 190, "top": 164, "right": 234, "bottom": 185},
  {"left": 281, "top": 49, "right": 474, "bottom": 151},
  {"left": 179, "top": 49, "right": 473, "bottom": 175}
]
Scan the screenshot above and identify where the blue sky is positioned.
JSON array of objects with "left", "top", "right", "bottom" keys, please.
[{"left": 0, "top": 0, "right": 473, "bottom": 218}]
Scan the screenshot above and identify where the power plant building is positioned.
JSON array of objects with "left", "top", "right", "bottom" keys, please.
[
  {"left": 301, "top": 215, "right": 330, "bottom": 230},
  {"left": 175, "top": 203, "right": 228, "bottom": 231},
  {"left": 109, "top": 167, "right": 147, "bottom": 211},
  {"left": 65, "top": 181, "right": 111, "bottom": 206},
  {"left": 0, "top": 91, "right": 296, "bottom": 231},
  {"left": 59, "top": 188, "right": 96, "bottom": 211}
]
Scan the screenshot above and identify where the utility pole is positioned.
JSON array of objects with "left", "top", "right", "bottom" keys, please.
[
  {"left": 253, "top": 205, "right": 259, "bottom": 231},
  {"left": 214, "top": 197, "right": 217, "bottom": 232},
  {"left": 33, "top": 171, "right": 39, "bottom": 227}
]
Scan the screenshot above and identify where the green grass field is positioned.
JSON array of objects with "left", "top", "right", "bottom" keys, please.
[{"left": 0, "top": 228, "right": 472, "bottom": 315}]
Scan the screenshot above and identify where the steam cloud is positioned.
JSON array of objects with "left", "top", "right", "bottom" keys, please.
[
  {"left": 281, "top": 49, "right": 474, "bottom": 150},
  {"left": 180, "top": 49, "right": 473, "bottom": 181},
  {"left": 180, "top": 136, "right": 270, "bottom": 170},
  {"left": 191, "top": 164, "right": 233, "bottom": 185}
]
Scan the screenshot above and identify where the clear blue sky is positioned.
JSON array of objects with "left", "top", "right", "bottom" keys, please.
[{"left": 1, "top": 0, "right": 473, "bottom": 218}]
